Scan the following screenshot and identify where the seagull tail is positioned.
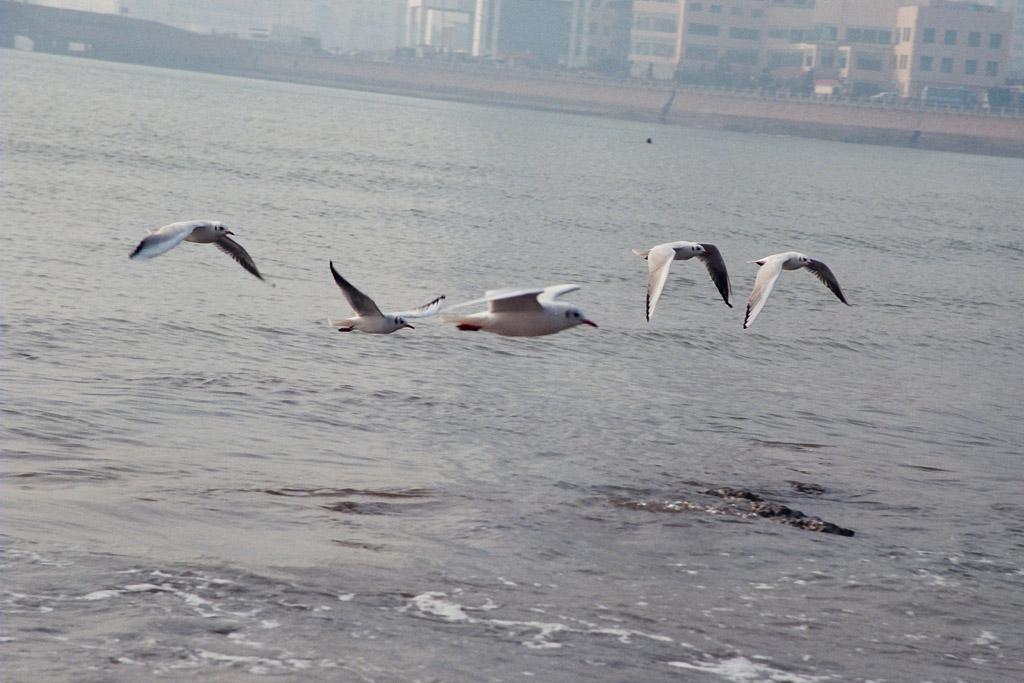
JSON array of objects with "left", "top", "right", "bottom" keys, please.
[
  {"left": 328, "top": 317, "right": 358, "bottom": 328},
  {"left": 631, "top": 249, "right": 651, "bottom": 258}
]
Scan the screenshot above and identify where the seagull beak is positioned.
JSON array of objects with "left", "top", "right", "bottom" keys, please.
[
  {"left": 225, "top": 230, "right": 235, "bottom": 236},
  {"left": 583, "top": 320, "right": 598, "bottom": 328},
  {"left": 404, "top": 324, "right": 415, "bottom": 330}
]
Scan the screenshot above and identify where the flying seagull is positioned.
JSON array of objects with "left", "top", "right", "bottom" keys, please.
[
  {"left": 633, "top": 241, "right": 732, "bottom": 321},
  {"left": 129, "top": 219, "right": 264, "bottom": 281},
  {"left": 327, "top": 261, "right": 445, "bottom": 333},
  {"left": 442, "top": 284, "right": 597, "bottom": 337},
  {"left": 744, "top": 252, "right": 849, "bottom": 329}
]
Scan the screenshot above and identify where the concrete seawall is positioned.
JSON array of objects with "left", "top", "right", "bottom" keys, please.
[{"left": 252, "top": 53, "right": 1024, "bottom": 158}]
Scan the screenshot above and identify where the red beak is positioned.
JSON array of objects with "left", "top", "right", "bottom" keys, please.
[{"left": 583, "top": 320, "right": 598, "bottom": 327}]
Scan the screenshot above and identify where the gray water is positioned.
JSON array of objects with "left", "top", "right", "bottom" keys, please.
[{"left": 3, "top": 49, "right": 1024, "bottom": 682}]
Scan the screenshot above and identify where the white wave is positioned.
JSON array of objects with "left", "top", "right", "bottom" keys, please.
[
  {"left": 403, "top": 591, "right": 674, "bottom": 650},
  {"left": 667, "top": 656, "right": 836, "bottom": 682}
]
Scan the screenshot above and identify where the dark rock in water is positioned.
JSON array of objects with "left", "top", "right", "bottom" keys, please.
[
  {"left": 611, "top": 484, "right": 854, "bottom": 537},
  {"left": 787, "top": 481, "right": 826, "bottom": 495},
  {"left": 703, "top": 487, "right": 763, "bottom": 502}
]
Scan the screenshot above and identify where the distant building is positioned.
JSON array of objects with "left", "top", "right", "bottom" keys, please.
[
  {"left": 406, "top": 0, "right": 627, "bottom": 69},
  {"left": 894, "top": 0, "right": 1011, "bottom": 98},
  {"left": 568, "top": 0, "right": 633, "bottom": 72},
  {"left": 993, "top": 0, "right": 1024, "bottom": 79},
  {"left": 628, "top": 0, "right": 1012, "bottom": 99}
]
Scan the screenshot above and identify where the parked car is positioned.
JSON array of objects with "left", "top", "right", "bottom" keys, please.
[{"left": 868, "top": 92, "right": 900, "bottom": 104}]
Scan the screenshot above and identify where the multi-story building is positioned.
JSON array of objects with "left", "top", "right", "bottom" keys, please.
[
  {"left": 993, "top": 0, "right": 1024, "bottom": 78},
  {"left": 894, "top": 0, "right": 1011, "bottom": 97},
  {"left": 568, "top": 0, "right": 633, "bottom": 71},
  {"left": 628, "top": 0, "right": 1013, "bottom": 99},
  {"left": 792, "top": 0, "right": 900, "bottom": 92}
]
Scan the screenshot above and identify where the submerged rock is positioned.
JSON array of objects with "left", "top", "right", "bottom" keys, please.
[{"left": 611, "top": 484, "right": 854, "bottom": 537}]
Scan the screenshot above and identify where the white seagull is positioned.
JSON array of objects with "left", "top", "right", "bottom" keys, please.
[
  {"left": 633, "top": 241, "right": 732, "bottom": 321},
  {"left": 328, "top": 261, "right": 445, "bottom": 334},
  {"left": 129, "top": 219, "right": 264, "bottom": 281},
  {"left": 744, "top": 252, "right": 849, "bottom": 329},
  {"left": 442, "top": 284, "right": 597, "bottom": 337}
]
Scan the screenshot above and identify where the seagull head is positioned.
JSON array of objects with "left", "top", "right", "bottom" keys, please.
[
  {"left": 211, "top": 221, "right": 233, "bottom": 236},
  {"left": 395, "top": 316, "right": 414, "bottom": 330},
  {"left": 564, "top": 307, "right": 598, "bottom": 328}
]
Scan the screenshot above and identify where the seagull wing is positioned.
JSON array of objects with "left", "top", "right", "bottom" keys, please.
[
  {"left": 697, "top": 243, "right": 732, "bottom": 307},
  {"left": 330, "top": 261, "right": 382, "bottom": 317},
  {"left": 744, "top": 257, "right": 785, "bottom": 329},
  {"left": 447, "top": 287, "right": 547, "bottom": 313},
  {"left": 214, "top": 235, "right": 264, "bottom": 280},
  {"left": 644, "top": 244, "right": 676, "bottom": 321},
  {"left": 537, "top": 284, "right": 581, "bottom": 303},
  {"left": 128, "top": 221, "right": 197, "bottom": 260},
  {"left": 803, "top": 260, "right": 849, "bottom": 305},
  {"left": 393, "top": 294, "right": 446, "bottom": 319}
]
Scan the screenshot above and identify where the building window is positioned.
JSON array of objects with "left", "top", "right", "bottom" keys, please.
[
  {"left": 902, "top": 27, "right": 911, "bottom": 42},
  {"left": 751, "top": 9, "right": 764, "bottom": 18},
  {"left": 769, "top": 50, "right": 804, "bottom": 68},
  {"left": 990, "top": 34, "right": 1002, "bottom": 49},
  {"left": 899, "top": 54, "right": 908, "bottom": 69},
  {"left": 965, "top": 59, "right": 977, "bottom": 75},
  {"left": 920, "top": 55, "right": 933, "bottom": 71},
  {"left": 940, "top": 57, "right": 953, "bottom": 73},
  {"left": 709, "top": 5, "right": 722, "bottom": 14},
  {"left": 814, "top": 24, "right": 838, "bottom": 41},
  {"left": 968, "top": 32, "right": 980, "bottom": 47},
  {"left": 805, "top": 54, "right": 813, "bottom": 67},
  {"left": 986, "top": 61, "right": 999, "bottom": 77},
  {"left": 688, "top": 22, "right": 719, "bottom": 36},
  {"left": 725, "top": 48, "right": 758, "bottom": 65},
  {"left": 685, "top": 44, "right": 718, "bottom": 60},
  {"left": 838, "top": 53, "right": 847, "bottom": 68},
  {"left": 634, "top": 14, "right": 678, "bottom": 33},
  {"left": 729, "top": 27, "right": 761, "bottom": 41},
  {"left": 944, "top": 30, "right": 956, "bottom": 46},
  {"left": 689, "top": 2, "right": 703, "bottom": 10},
  {"left": 651, "top": 41, "right": 675, "bottom": 57},
  {"left": 922, "top": 28, "right": 935, "bottom": 44},
  {"left": 856, "top": 55, "right": 883, "bottom": 71}
]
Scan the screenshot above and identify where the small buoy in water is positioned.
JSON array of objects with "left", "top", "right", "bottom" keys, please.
[{"left": 646, "top": 138, "right": 652, "bottom": 144}]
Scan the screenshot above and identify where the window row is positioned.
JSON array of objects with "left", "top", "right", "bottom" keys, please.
[
  {"left": 910, "top": 28, "right": 1003, "bottom": 49},
  {"left": 687, "top": 3, "right": 764, "bottom": 16},
  {"left": 687, "top": 23, "right": 761, "bottom": 40},
  {"left": 909, "top": 54, "right": 1000, "bottom": 76},
  {"left": 634, "top": 13, "right": 678, "bottom": 33},
  {"left": 631, "top": 38, "right": 677, "bottom": 58},
  {"left": 684, "top": 44, "right": 759, "bottom": 64}
]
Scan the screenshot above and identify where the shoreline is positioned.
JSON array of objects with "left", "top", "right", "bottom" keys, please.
[
  {"left": 242, "top": 54, "right": 1024, "bottom": 159},
  {"left": 3, "top": 0, "right": 1022, "bottom": 158}
]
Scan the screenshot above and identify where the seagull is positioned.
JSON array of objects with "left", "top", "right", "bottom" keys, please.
[
  {"left": 743, "top": 252, "right": 849, "bottom": 329},
  {"left": 442, "top": 284, "right": 597, "bottom": 337},
  {"left": 327, "top": 261, "right": 445, "bottom": 334},
  {"left": 129, "top": 219, "right": 264, "bottom": 281},
  {"left": 633, "top": 241, "right": 732, "bottom": 321}
]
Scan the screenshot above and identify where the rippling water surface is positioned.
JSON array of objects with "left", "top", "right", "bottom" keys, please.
[{"left": 3, "top": 50, "right": 1024, "bottom": 682}]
